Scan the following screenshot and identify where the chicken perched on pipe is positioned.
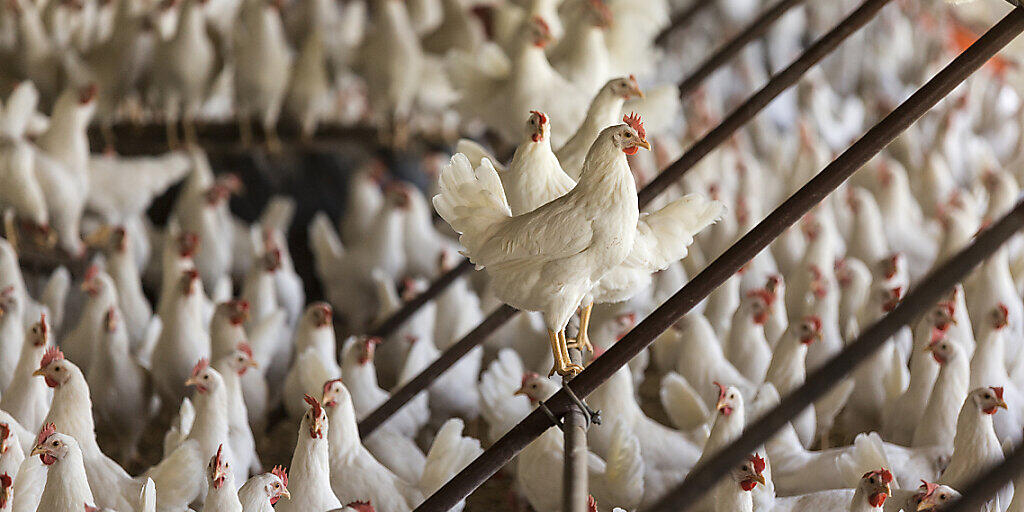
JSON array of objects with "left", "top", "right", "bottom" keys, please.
[{"left": 434, "top": 113, "right": 723, "bottom": 376}]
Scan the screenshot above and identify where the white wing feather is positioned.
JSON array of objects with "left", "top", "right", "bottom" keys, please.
[{"left": 624, "top": 194, "right": 725, "bottom": 271}]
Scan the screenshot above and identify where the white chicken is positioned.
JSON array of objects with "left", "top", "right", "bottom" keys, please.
[{"left": 233, "top": 0, "right": 293, "bottom": 150}]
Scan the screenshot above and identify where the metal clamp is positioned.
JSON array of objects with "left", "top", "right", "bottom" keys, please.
[{"left": 536, "top": 386, "right": 602, "bottom": 432}]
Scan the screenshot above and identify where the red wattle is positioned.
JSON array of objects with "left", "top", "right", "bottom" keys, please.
[
  {"left": 740, "top": 480, "right": 757, "bottom": 491},
  {"left": 869, "top": 492, "right": 887, "bottom": 507},
  {"left": 623, "top": 146, "right": 639, "bottom": 155},
  {"left": 984, "top": 406, "right": 999, "bottom": 415},
  {"left": 41, "top": 454, "right": 56, "bottom": 466},
  {"left": 719, "top": 406, "right": 733, "bottom": 416},
  {"left": 44, "top": 377, "right": 58, "bottom": 388},
  {"left": 270, "top": 497, "right": 281, "bottom": 505},
  {"left": 531, "top": 134, "right": 541, "bottom": 142}
]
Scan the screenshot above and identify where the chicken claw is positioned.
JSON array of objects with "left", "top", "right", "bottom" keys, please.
[{"left": 566, "top": 303, "right": 594, "bottom": 354}]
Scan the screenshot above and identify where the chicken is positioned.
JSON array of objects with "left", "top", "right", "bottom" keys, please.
[
  {"left": 725, "top": 288, "right": 774, "bottom": 383},
  {"left": 0, "top": 472, "right": 12, "bottom": 512},
  {"left": 213, "top": 343, "right": 262, "bottom": 478},
  {"left": 448, "top": 16, "right": 587, "bottom": 146},
  {"left": 283, "top": 303, "right": 341, "bottom": 419},
  {"left": 86, "top": 152, "right": 192, "bottom": 225},
  {"left": 150, "top": 269, "right": 212, "bottom": 408},
  {"left": 202, "top": 445, "right": 242, "bottom": 512},
  {"left": 0, "top": 289, "right": 23, "bottom": 393},
  {"left": 916, "top": 482, "right": 960, "bottom": 511},
  {"left": 150, "top": 0, "right": 220, "bottom": 147},
  {"left": 0, "top": 423, "right": 25, "bottom": 487},
  {"left": 434, "top": 115, "right": 652, "bottom": 376},
  {"left": 274, "top": 394, "right": 343, "bottom": 512},
  {"left": 549, "top": 0, "right": 612, "bottom": 99},
  {"left": 238, "top": 466, "right": 290, "bottom": 512},
  {"left": 939, "top": 387, "right": 1010, "bottom": 509},
  {"left": 0, "top": 139, "right": 49, "bottom": 241},
  {"left": 182, "top": 359, "right": 243, "bottom": 487},
  {"left": 322, "top": 378, "right": 482, "bottom": 511},
  {"left": 765, "top": 315, "right": 821, "bottom": 448},
  {"left": 98, "top": 227, "right": 154, "bottom": 349},
  {"left": 63, "top": 265, "right": 118, "bottom": 375},
  {"left": 711, "top": 454, "right": 766, "bottom": 512},
  {"left": 233, "top": 0, "right": 293, "bottom": 150},
  {"left": 911, "top": 334, "right": 969, "bottom": 450},
  {"left": 1, "top": 314, "right": 51, "bottom": 435},
  {"left": 284, "top": 28, "right": 331, "bottom": 141},
  {"left": 86, "top": 307, "right": 151, "bottom": 466},
  {"left": 359, "top": 0, "right": 424, "bottom": 145},
  {"left": 32, "top": 424, "right": 96, "bottom": 512},
  {"left": 35, "top": 348, "right": 204, "bottom": 511},
  {"left": 340, "top": 335, "right": 426, "bottom": 439}
]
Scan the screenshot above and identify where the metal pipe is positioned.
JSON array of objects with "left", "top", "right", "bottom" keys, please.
[
  {"left": 562, "top": 348, "right": 588, "bottom": 512},
  {"left": 414, "top": 8, "right": 1024, "bottom": 510},
  {"left": 358, "top": 0, "right": 893, "bottom": 440},
  {"left": 676, "top": 0, "right": 808, "bottom": 98},
  {"left": 367, "top": 259, "right": 475, "bottom": 337},
  {"left": 654, "top": 0, "right": 714, "bottom": 46}
]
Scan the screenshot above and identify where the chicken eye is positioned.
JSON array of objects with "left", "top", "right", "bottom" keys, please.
[
  {"left": 984, "top": 393, "right": 992, "bottom": 399},
  {"left": 940, "top": 494, "right": 947, "bottom": 500},
  {"left": 273, "top": 483, "right": 280, "bottom": 489},
  {"left": 52, "top": 441, "right": 58, "bottom": 447},
  {"left": 203, "top": 375, "right": 209, "bottom": 380}
]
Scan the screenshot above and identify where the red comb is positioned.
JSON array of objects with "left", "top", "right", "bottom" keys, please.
[
  {"left": 863, "top": 469, "right": 893, "bottom": 483},
  {"left": 213, "top": 444, "right": 224, "bottom": 468},
  {"left": 0, "top": 423, "right": 9, "bottom": 440},
  {"left": 0, "top": 473, "right": 10, "bottom": 488},
  {"left": 804, "top": 315, "right": 822, "bottom": 332},
  {"left": 304, "top": 394, "right": 323, "bottom": 418},
  {"left": 323, "top": 377, "right": 343, "bottom": 395},
  {"left": 39, "top": 346, "right": 63, "bottom": 370},
  {"left": 530, "top": 110, "right": 547, "bottom": 125},
  {"left": 39, "top": 313, "right": 47, "bottom": 338},
  {"left": 622, "top": 112, "right": 646, "bottom": 140},
  {"left": 271, "top": 465, "right": 288, "bottom": 489},
  {"left": 714, "top": 382, "right": 727, "bottom": 401},
  {"left": 84, "top": 264, "right": 99, "bottom": 282},
  {"left": 920, "top": 481, "right": 939, "bottom": 499},
  {"left": 36, "top": 423, "right": 56, "bottom": 447},
  {"left": 191, "top": 358, "right": 209, "bottom": 378},
  {"left": 347, "top": 501, "right": 375, "bottom": 512},
  {"left": 587, "top": 495, "right": 597, "bottom": 512},
  {"left": 992, "top": 387, "right": 1005, "bottom": 401},
  {"left": 750, "top": 454, "right": 766, "bottom": 474},
  {"left": 85, "top": 505, "right": 99, "bottom": 512},
  {"left": 531, "top": 15, "right": 550, "bottom": 34},
  {"left": 236, "top": 342, "right": 253, "bottom": 359}
]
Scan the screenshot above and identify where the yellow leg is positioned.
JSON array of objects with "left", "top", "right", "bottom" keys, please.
[
  {"left": 567, "top": 303, "right": 594, "bottom": 354},
  {"left": 547, "top": 329, "right": 565, "bottom": 378},
  {"left": 557, "top": 330, "right": 584, "bottom": 377}
]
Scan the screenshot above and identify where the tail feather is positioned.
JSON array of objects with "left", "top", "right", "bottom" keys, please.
[
  {"left": 660, "top": 371, "right": 710, "bottom": 431},
  {"left": 599, "top": 420, "right": 645, "bottom": 509},
  {"left": 419, "top": 419, "right": 483, "bottom": 496},
  {"left": 140, "top": 477, "right": 156, "bottom": 512},
  {"left": 626, "top": 194, "right": 725, "bottom": 271},
  {"left": 145, "top": 439, "right": 204, "bottom": 512},
  {"left": 309, "top": 211, "right": 345, "bottom": 280},
  {"left": 837, "top": 432, "right": 895, "bottom": 489},
  {"left": 479, "top": 349, "right": 532, "bottom": 442},
  {"left": 432, "top": 155, "right": 511, "bottom": 261},
  {"left": 455, "top": 139, "right": 505, "bottom": 173}
]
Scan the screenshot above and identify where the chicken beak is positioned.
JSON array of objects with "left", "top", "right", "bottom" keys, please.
[
  {"left": 631, "top": 86, "right": 645, "bottom": 99},
  {"left": 923, "top": 343, "right": 934, "bottom": 353},
  {"left": 637, "top": 139, "right": 652, "bottom": 151},
  {"left": 213, "top": 465, "right": 228, "bottom": 485},
  {"left": 514, "top": 386, "right": 527, "bottom": 397},
  {"left": 754, "top": 474, "right": 766, "bottom": 486},
  {"left": 998, "top": 399, "right": 1009, "bottom": 410},
  {"left": 30, "top": 445, "right": 46, "bottom": 457},
  {"left": 246, "top": 359, "right": 259, "bottom": 369},
  {"left": 185, "top": 376, "right": 200, "bottom": 388},
  {"left": 917, "top": 501, "right": 935, "bottom": 511},
  {"left": 31, "top": 368, "right": 46, "bottom": 377},
  {"left": 279, "top": 487, "right": 291, "bottom": 499}
]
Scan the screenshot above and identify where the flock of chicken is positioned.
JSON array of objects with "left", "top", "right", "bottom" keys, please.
[{"left": 1, "top": 0, "right": 1024, "bottom": 511}]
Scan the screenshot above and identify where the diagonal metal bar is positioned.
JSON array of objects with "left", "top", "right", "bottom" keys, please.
[
  {"left": 367, "top": 258, "right": 475, "bottom": 337},
  {"left": 655, "top": 0, "right": 716, "bottom": 46},
  {"left": 676, "top": 0, "right": 808, "bottom": 98},
  {"left": 415, "top": 8, "right": 1024, "bottom": 510},
  {"left": 647, "top": 200, "right": 1024, "bottom": 511},
  {"left": 359, "top": 0, "right": 893, "bottom": 438}
]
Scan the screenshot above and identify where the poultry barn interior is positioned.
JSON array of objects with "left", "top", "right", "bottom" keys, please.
[{"left": 4, "top": 0, "right": 1024, "bottom": 510}]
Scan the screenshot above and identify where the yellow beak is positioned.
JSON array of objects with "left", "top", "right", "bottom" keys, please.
[
  {"left": 280, "top": 488, "right": 291, "bottom": 499},
  {"left": 31, "top": 369, "right": 45, "bottom": 377},
  {"left": 246, "top": 359, "right": 259, "bottom": 369},
  {"left": 998, "top": 399, "right": 1009, "bottom": 410},
  {"left": 917, "top": 502, "right": 935, "bottom": 511},
  {"left": 30, "top": 445, "right": 46, "bottom": 457},
  {"left": 754, "top": 474, "right": 766, "bottom": 486},
  {"left": 637, "top": 139, "right": 652, "bottom": 151},
  {"left": 184, "top": 377, "right": 200, "bottom": 387}
]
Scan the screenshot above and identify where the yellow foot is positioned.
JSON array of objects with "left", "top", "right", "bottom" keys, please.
[
  {"left": 547, "top": 329, "right": 566, "bottom": 378},
  {"left": 566, "top": 335, "right": 593, "bottom": 354},
  {"left": 555, "top": 361, "right": 584, "bottom": 378}
]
